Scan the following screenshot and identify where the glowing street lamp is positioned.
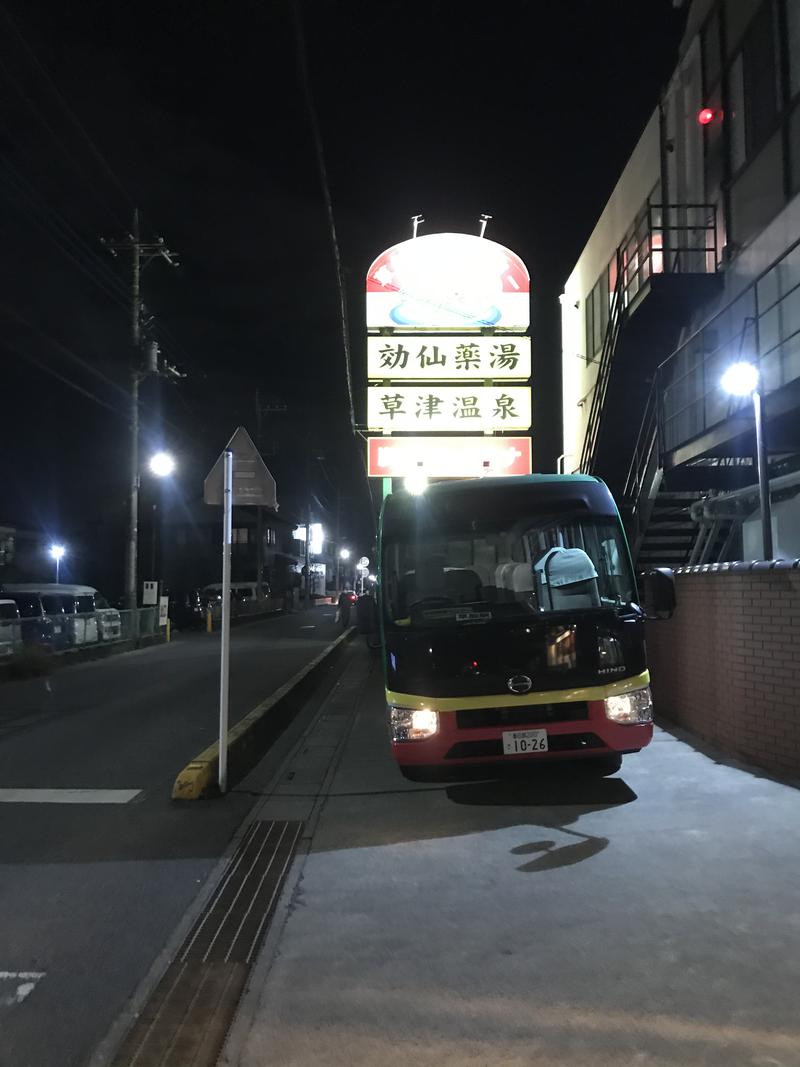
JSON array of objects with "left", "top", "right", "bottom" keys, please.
[
  {"left": 149, "top": 451, "right": 176, "bottom": 478},
  {"left": 49, "top": 543, "right": 66, "bottom": 583},
  {"left": 339, "top": 548, "right": 351, "bottom": 560},
  {"left": 721, "top": 361, "right": 773, "bottom": 559}
]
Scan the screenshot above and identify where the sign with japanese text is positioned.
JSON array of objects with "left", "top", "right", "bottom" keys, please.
[
  {"left": 367, "top": 386, "right": 531, "bottom": 433},
  {"left": 368, "top": 436, "right": 532, "bottom": 478},
  {"left": 366, "top": 232, "right": 530, "bottom": 332},
  {"left": 367, "top": 336, "right": 530, "bottom": 381}
]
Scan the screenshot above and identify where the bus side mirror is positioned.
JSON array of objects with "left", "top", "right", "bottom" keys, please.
[
  {"left": 356, "top": 594, "right": 378, "bottom": 634},
  {"left": 640, "top": 568, "right": 676, "bottom": 620}
]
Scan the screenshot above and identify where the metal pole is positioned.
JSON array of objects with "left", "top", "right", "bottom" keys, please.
[
  {"left": 218, "top": 449, "right": 233, "bottom": 794},
  {"left": 752, "top": 388, "right": 773, "bottom": 560},
  {"left": 304, "top": 511, "right": 310, "bottom": 607},
  {"left": 255, "top": 388, "right": 263, "bottom": 601},
  {"left": 151, "top": 503, "right": 157, "bottom": 578},
  {"left": 125, "top": 208, "right": 142, "bottom": 610},
  {"left": 55, "top": 557, "right": 60, "bottom": 584},
  {"left": 126, "top": 370, "right": 140, "bottom": 608}
]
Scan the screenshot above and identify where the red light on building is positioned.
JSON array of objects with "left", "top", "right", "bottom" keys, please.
[{"left": 698, "top": 107, "right": 716, "bottom": 126}]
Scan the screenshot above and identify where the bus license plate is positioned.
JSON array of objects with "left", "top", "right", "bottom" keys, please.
[{"left": 502, "top": 729, "right": 548, "bottom": 755}]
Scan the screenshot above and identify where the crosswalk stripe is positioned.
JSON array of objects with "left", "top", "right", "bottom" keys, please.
[{"left": 0, "top": 788, "right": 141, "bottom": 804}]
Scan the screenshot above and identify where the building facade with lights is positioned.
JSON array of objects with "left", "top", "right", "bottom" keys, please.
[{"left": 561, "top": 0, "right": 800, "bottom": 566}]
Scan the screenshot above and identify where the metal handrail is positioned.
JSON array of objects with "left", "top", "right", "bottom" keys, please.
[
  {"left": 623, "top": 376, "right": 659, "bottom": 505},
  {"left": 579, "top": 203, "right": 717, "bottom": 476}
]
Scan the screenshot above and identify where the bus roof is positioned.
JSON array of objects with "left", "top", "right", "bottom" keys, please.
[{"left": 381, "top": 474, "right": 620, "bottom": 531}]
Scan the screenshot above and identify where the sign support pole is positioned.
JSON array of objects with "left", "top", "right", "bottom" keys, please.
[{"left": 218, "top": 449, "right": 233, "bottom": 794}]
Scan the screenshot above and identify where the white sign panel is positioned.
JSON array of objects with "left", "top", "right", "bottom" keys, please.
[
  {"left": 367, "top": 386, "right": 531, "bottom": 433},
  {"left": 159, "top": 596, "right": 169, "bottom": 627},
  {"left": 204, "top": 426, "right": 278, "bottom": 509},
  {"left": 366, "top": 233, "right": 530, "bottom": 332},
  {"left": 367, "top": 336, "right": 530, "bottom": 381},
  {"left": 142, "top": 581, "right": 158, "bottom": 606},
  {"left": 367, "top": 436, "right": 532, "bottom": 478}
]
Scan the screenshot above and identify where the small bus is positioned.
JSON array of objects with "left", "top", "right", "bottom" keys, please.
[{"left": 361, "top": 474, "right": 675, "bottom": 780}]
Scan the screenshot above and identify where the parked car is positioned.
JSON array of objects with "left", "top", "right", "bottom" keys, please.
[
  {"left": 40, "top": 591, "right": 99, "bottom": 647},
  {"left": 2, "top": 583, "right": 121, "bottom": 643},
  {"left": 168, "top": 588, "right": 206, "bottom": 630},
  {"left": 0, "top": 590, "right": 64, "bottom": 650},
  {"left": 0, "top": 598, "right": 23, "bottom": 657}
]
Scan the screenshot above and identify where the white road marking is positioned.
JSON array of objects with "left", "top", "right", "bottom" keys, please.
[
  {"left": 0, "top": 973, "right": 45, "bottom": 1007},
  {"left": 0, "top": 788, "right": 141, "bottom": 804},
  {"left": 299, "top": 625, "right": 316, "bottom": 630}
]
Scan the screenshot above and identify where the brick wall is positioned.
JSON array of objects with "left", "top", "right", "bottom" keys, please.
[{"left": 646, "top": 562, "right": 800, "bottom": 781}]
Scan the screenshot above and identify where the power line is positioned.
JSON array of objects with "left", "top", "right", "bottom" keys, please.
[
  {"left": 0, "top": 3, "right": 138, "bottom": 225},
  {"left": 290, "top": 0, "right": 356, "bottom": 436},
  {"left": 291, "top": 1, "right": 375, "bottom": 533}
]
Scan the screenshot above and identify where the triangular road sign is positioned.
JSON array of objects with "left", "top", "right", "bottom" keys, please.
[{"left": 204, "top": 427, "right": 278, "bottom": 508}]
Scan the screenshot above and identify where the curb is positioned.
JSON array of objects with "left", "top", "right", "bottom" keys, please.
[{"left": 171, "top": 627, "right": 354, "bottom": 800}]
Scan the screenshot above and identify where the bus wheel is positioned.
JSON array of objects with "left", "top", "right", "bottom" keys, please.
[{"left": 577, "top": 754, "right": 622, "bottom": 777}]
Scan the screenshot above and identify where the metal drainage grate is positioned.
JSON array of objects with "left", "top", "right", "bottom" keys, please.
[{"left": 111, "top": 820, "right": 302, "bottom": 1067}]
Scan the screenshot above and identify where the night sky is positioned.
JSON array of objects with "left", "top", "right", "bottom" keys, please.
[{"left": 0, "top": 0, "right": 688, "bottom": 590}]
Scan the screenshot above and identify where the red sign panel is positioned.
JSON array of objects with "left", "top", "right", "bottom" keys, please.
[{"left": 367, "top": 436, "right": 532, "bottom": 479}]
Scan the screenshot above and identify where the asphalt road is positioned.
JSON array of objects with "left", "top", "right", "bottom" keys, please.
[
  {"left": 223, "top": 644, "right": 800, "bottom": 1067},
  {"left": 0, "top": 605, "right": 344, "bottom": 1067}
]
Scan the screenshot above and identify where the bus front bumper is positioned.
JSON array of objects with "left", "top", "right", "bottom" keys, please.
[{"left": 387, "top": 679, "right": 654, "bottom": 770}]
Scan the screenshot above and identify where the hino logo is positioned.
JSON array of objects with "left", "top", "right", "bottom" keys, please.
[{"left": 507, "top": 674, "right": 533, "bottom": 694}]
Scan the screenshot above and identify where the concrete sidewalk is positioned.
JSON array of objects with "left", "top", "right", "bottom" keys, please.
[{"left": 220, "top": 645, "right": 800, "bottom": 1067}]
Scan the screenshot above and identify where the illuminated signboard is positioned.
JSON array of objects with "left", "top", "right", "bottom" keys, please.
[
  {"left": 367, "top": 436, "right": 532, "bottom": 478},
  {"left": 366, "top": 232, "right": 530, "bottom": 332},
  {"left": 367, "top": 336, "right": 530, "bottom": 381},
  {"left": 367, "top": 386, "right": 531, "bottom": 433}
]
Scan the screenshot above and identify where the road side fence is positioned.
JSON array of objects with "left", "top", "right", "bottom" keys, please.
[{"left": 0, "top": 607, "right": 165, "bottom": 661}]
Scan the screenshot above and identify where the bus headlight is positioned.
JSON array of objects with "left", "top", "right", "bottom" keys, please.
[
  {"left": 389, "top": 705, "right": 439, "bottom": 741},
  {"left": 604, "top": 686, "right": 653, "bottom": 724}
]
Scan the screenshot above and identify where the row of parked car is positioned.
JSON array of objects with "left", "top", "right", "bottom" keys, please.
[{"left": 0, "top": 583, "right": 122, "bottom": 657}]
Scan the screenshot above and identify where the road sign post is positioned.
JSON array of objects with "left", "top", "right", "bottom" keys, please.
[
  {"left": 218, "top": 449, "right": 233, "bottom": 794},
  {"left": 204, "top": 427, "right": 277, "bottom": 796}
]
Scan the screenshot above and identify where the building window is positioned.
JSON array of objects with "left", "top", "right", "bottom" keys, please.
[
  {"left": 729, "top": 0, "right": 780, "bottom": 168},
  {"left": 729, "top": 53, "right": 747, "bottom": 172},
  {"left": 703, "top": 9, "right": 723, "bottom": 91}
]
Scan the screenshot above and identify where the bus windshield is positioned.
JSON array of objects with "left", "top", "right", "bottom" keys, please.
[{"left": 382, "top": 510, "right": 635, "bottom": 628}]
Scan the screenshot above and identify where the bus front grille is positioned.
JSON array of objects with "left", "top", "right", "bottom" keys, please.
[{"left": 456, "top": 702, "right": 589, "bottom": 730}]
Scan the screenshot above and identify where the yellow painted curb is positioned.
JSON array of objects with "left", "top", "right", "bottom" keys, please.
[{"left": 172, "top": 627, "right": 354, "bottom": 800}]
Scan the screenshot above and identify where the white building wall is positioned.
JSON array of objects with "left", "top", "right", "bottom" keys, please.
[{"left": 560, "top": 112, "right": 660, "bottom": 472}]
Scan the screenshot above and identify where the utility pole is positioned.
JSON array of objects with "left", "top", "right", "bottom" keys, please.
[
  {"left": 254, "top": 392, "right": 288, "bottom": 601},
  {"left": 255, "top": 387, "right": 264, "bottom": 601},
  {"left": 102, "top": 209, "right": 179, "bottom": 609},
  {"left": 335, "top": 486, "right": 341, "bottom": 592}
]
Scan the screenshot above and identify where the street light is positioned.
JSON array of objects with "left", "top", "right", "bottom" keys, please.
[
  {"left": 721, "top": 361, "right": 773, "bottom": 559},
  {"left": 339, "top": 548, "right": 351, "bottom": 560},
  {"left": 146, "top": 452, "right": 176, "bottom": 586},
  {"left": 149, "top": 451, "right": 176, "bottom": 478},
  {"left": 49, "top": 543, "right": 66, "bottom": 583}
]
